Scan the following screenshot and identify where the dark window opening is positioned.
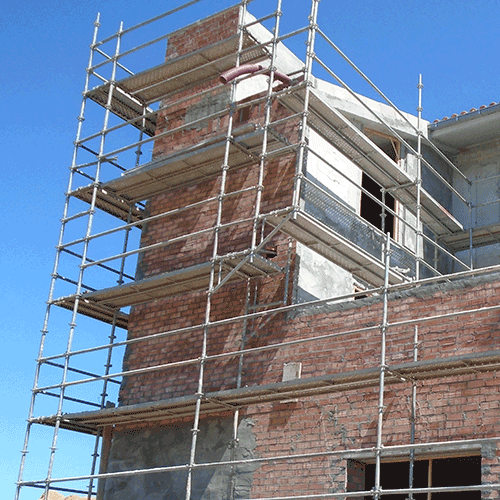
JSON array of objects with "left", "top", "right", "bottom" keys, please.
[
  {"left": 363, "top": 456, "right": 481, "bottom": 500},
  {"left": 237, "top": 105, "right": 251, "bottom": 123},
  {"left": 360, "top": 174, "right": 395, "bottom": 238}
]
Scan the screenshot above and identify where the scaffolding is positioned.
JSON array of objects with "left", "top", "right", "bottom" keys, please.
[{"left": 15, "top": 1, "right": 500, "bottom": 499}]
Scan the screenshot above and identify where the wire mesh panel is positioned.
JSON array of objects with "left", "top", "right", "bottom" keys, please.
[{"left": 301, "top": 178, "right": 417, "bottom": 280}]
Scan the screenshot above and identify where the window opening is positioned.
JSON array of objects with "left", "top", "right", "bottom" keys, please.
[
  {"left": 360, "top": 174, "right": 395, "bottom": 238},
  {"left": 237, "top": 105, "right": 251, "bottom": 123},
  {"left": 363, "top": 456, "right": 481, "bottom": 499}
]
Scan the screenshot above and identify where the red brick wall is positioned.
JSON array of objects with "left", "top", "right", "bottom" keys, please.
[
  {"left": 124, "top": 6, "right": 301, "bottom": 409},
  {"left": 121, "top": 274, "right": 500, "bottom": 425},
  {"left": 140, "top": 7, "right": 299, "bottom": 279},
  {"left": 114, "top": 362, "right": 500, "bottom": 497},
  {"left": 153, "top": 7, "right": 241, "bottom": 158},
  {"left": 165, "top": 7, "right": 241, "bottom": 61},
  {"left": 136, "top": 146, "right": 296, "bottom": 279}
]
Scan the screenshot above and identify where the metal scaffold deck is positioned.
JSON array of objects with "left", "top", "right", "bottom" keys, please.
[{"left": 32, "top": 349, "right": 500, "bottom": 434}]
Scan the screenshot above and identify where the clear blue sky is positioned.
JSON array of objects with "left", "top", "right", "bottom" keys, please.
[{"left": 2, "top": 0, "right": 499, "bottom": 498}]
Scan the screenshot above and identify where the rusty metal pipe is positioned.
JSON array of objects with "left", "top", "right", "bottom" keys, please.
[{"left": 220, "top": 63, "right": 291, "bottom": 86}]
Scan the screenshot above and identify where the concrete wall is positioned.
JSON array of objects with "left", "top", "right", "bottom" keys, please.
[
  {"left": 295, "top": 129, "right": 359, "bottom": 300},
  {"left": 452, "top": 137, "right": 500, "bottom": 268},
  {"left": 306, "top": 130, "right": 362, "bottom": 212},
  {"left": 103, "top": 416, "right": 258, "bottom": 500},
  {"left": 315, "top": 79, "right": 426, "bottom": 140},
  {"left": 294, "top": 243, "right": 354, "bottom": 302}
]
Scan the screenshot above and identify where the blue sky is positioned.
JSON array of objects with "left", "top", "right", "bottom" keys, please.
[{"left": 2, "top": 0, "right": 499, "bottom": 498}]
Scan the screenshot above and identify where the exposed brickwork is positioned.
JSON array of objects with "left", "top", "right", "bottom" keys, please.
[
  {"left": 153, "top": 7, "right": 242, "bottom": 158},
  {"left": 121, "top": 274, "right": 500, "bottom": 424},
  {"left": 165, "top": 7, "right": 240, "bottom": 61},
  {"left": 123, "top": 6, "right": 301, "bottom": 408},
  {"left": 136, "top": 147, "right": 296, "bottom": 279},
  {"left": 346, "top": 460, "right": 365, "bottom": 499}
]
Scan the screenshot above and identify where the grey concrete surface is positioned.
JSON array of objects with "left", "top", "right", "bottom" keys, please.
[{"left": 103, "top": 416, "right": 258, "bottom": 500}]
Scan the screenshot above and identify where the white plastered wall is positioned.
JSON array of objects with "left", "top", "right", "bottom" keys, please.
[{"left": 294, "top": 129, "right": 362, "bottom": 302}]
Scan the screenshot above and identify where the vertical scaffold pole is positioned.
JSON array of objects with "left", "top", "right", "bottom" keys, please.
[
  {"left": 184, "top": 2, "right": 248, "bottom": 499},
  {"left": 40, "top": 20, "right": 124, "bottom": 500},
  {"left": 374, "top": 232, "right": 391, "bottom": 500},
  {"left": 14, "top": 14, "right": 102, "bottom": 500},
  {"left": 135, "top": 106, "right": 147, "bottom": 167},
  {"left": 381, "top": 188, "right": 387, "bottom": 236},
  {"left": 88, "top": 206, "right": 134, "bottom": 500},
  {"left": 408, "top": 324, "right": 419, "bottom": 499},
  {"left": 415, "top": 74, "right": 423, "bottom": 281},
  {"left": 250, "top": 0, "right": 283, "bottom": 255},
  {"left": 230, "top": 0, "right": 285, "bottom": 491},
  {"left": 469, "top": 180, "right": 474, "bottom": 269},
  {"left": 292, "top": 0, "right": 320, "bottom": 214}
]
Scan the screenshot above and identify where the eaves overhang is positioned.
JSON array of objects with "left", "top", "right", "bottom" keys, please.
[{"left": 428, "top": 103, "right": 500, "bottom": 150}]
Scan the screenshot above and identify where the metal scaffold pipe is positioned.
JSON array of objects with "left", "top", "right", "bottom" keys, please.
[
  {"left": 408, "top": 325, "right": 419, "bottom": 499},
  {"left": 292, "top": 0, "right": 320, "bottom": 213},
  {"left": 415, "top": 74, "right": 423, "bottom": 281},
  {"left": 374, "top": 233, "right": 391, "bottom": 500},
  {"left": 184, "top": 1, "right": 249, "bottom": 498}
]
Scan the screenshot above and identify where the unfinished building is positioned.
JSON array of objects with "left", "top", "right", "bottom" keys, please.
[{"left": 15, "top": 1, "right": 500, "bottom": 499}]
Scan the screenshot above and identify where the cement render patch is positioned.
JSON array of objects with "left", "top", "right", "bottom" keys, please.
[
  {"left": 103, "top": 417, "right": 258, "bottom": 500},
  {"left": 292, "top": 270, "right": 500, "bottom": 319}
]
